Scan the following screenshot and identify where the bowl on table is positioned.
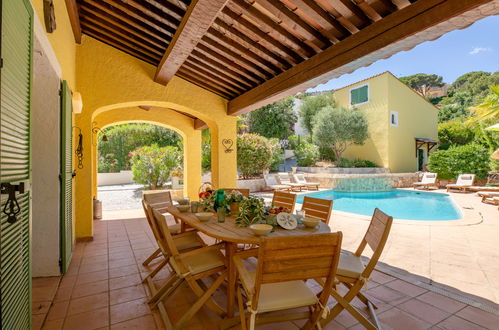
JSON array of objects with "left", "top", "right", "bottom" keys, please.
[
  {"left": 195, "top": 212, "right": 213, "bottom": 222},
  {"left": 249, "top": 224, "right": 273, "bottom": 236},
  {"left": 177, "top": 205, "right": 190, "bottom": 213},
  {"left": 177, "top": 198, "right": 190, "bottom": 205},
  {"left": 302, "top": 217, "right": 320, "bottom": 228}
]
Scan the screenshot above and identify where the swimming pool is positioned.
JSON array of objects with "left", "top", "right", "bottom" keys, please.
[{"left": 296, "top": 189, "right": 462, "bottom": 221}]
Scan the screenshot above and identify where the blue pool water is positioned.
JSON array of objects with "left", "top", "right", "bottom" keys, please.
[{"left": 296, "top": 189, "right": 462, "bottom": 221}]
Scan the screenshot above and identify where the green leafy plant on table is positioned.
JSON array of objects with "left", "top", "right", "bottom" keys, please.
[{"left": 235, "top": 197, "right": 265, "bottom": 227}]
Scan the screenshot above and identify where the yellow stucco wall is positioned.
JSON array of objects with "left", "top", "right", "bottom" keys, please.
[
  {"left": 32, "top": 0, "right": 76, "bottom": 89},
  {"left": 335, "top": 74, "right": 390, "bottom": 168},
  {"left": 386, "top": 74, "right": 438, "bottom": 172},
  {"left": 74, "top": 36, "right": 237, "bottom": 238},
  {"left": 334, "top": 72, "right": 438, "bottom": 173}
]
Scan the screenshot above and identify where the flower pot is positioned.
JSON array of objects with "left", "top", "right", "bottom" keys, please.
[{"left": 230, "top": 202, "right": 240, "bottom": 215}]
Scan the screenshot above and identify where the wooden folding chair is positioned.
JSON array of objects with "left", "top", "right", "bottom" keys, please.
[
  {"left": 301, "top": 196, "right": 333, "bottom": 224},
  {"left": 320, "top": 208, "right": 393, "bottom": 329},
  {"left": 147, "top": 208, "right": 227, "bottom": 329},
  {"left": 143, "top": 190, "right": 174, "bottom": 213},
  {"left": 222, "top": 188, "right": 250, "bottom": 197},
  {"left": 234, "top": 233, "right": 342, "bottom": 330},
  {"left": 271, "top": 190, "right": 297, "bottom": 213}
]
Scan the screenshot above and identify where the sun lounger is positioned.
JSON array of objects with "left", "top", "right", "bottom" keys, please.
[
  {"left": 292, "top": 173, "right": 320, "bottom": 190},
  {"left": 469, "top": 186, "right": 499, "bottom": 192},
  {"left": 263, "top": 174, "right": 291, "bottom": 191},
  {"left": 413, "top": 172, "right": 438, "bottom": 190},
  {"left": 277, "top": 172, "right": 306, "bottom": 191},
  {"left": 446, "top": 174, "right": 475, "bottom": 193},
  {"left": 477, "top": 191, "right": 499, "bottom": 197}
]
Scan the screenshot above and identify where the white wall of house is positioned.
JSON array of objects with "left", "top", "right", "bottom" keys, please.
[
  {"left": 32, "top": 36, "right": 62, "bottom": 276},
  {"left": 98, "top": 171, "right": 134, "bottom": 186}
]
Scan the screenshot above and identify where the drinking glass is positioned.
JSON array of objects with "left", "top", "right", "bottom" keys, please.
[
  {"left": 295, "top": 210, "right": 305, "bottom": 224},
  {"left": 217, "top": 207, "right": 226, "bottom": 223},
  {"left": 190, "top": 201, "right": 199, "bottom": 213}
]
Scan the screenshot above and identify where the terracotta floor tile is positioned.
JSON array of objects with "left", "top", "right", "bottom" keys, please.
[
  {"left": 109, "top": 273, "right": 142, "bottom": 291},
  {"left": 398, "top": 298, "right": 451, "bottom": 325},
  {"left": 33, "top": 313, "right": 46, "bottom": 330},
  {"left": 33, "top": 285, "right": 59, "bottom": 302},
  {"left": 62, "top": 306, "right": 109, "bottom": 330},
  {"left": 72, "top": 280, "right": 109, "bottom": 299},
  {"left": 110, "top": 284, "right": 146, "bottom": 305},
  {"left": 81, "top": 255, "right": 108, "bottom": 265},
  {"left": 110, "top": 314, "right": 158, "bottom": 330},
  {"left": 109, "top": 252, "right": 135, "bottom": 262},
  {"left": 42, "top": 319, "right": 64, "bottom": 330},
  {"left": 366, "top": 285, "right": 410, "bottom": 305},
  {"left": 109, "top": 265, "right": 139, "bottom": 278},
  {"left": 78, "top": 261, "right": 109, "bottom": 275},
  {"left": 33, "top": 277, "right": 61, "bottom": 289},
  {"left": 68, "top": 292, "right": 109, "bottom": 315},
  {"left": 33, "top": 301, "right": 52, "bottom": 315},
  {"left": 109, "top": 258, "right": 136, "bottom": 269},
  {"left": 384, "top": 279, "right": 428, "bottom": 297},
  {"left": 59, "top": 275, "right": 77, "bottom": 289},
  {"left": 54, "top": 286, "right": 73, "bottom": 302},
  {"left": 76, "top": 270, "right": 109, "bottom": 285},
  {"left": 108, "top": 240, "right": 131, "bottom": 248},
  {"left": 110, "top": 297, "right": 151, "bottom": 325},
  {"left": 370, "top": 271, "right": 396, "bottom": 284},
  {"left": 46, "top": 301, "right": 69, "bottom": 321},
  {"left": 435, "top": 315, "right": 486, "bottom": 330},
  {"left": 378, "top": 307, "right": 431, "bottom": 330},
  {"left": 416, "top": 291, "right": 467, "bottom": 314},
  {"left": 455, "top": 305, "right": 499, "bottom": 329}
]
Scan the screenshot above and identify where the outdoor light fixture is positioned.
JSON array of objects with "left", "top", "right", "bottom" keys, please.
[
  {"left": 91, "top": 122, "right": 108, "bottom": 146},
  {"left": 73, "top": 126, "right": 84, "bottom": 169},
  {"left": 72, "top": 91, "right": 83, "bottom": 114}
]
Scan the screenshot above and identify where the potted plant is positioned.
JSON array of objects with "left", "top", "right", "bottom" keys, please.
[
  {"left": 235, "top": 197, "right": 265, "bottom": 227},
  {"left": 199, "top": 189, "right": 215, "bottom": 212},
  {"left": 226, "top": 190, "right": 245, "bottom": 215}
]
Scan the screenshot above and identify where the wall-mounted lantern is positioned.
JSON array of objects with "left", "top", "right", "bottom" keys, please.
[{"left": 91, "top": 122, "right": 108, "bottom": 146}]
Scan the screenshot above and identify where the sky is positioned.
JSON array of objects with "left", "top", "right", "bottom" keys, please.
[{"left": 309, "top": 15, "right": 499, "bottom": 92}]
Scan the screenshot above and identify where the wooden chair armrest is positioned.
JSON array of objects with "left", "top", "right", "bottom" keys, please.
[
  {"left": 233, "top": 255, "right": 254, "bottom": 295},
  {"left": 178, "top": 243, "right": 225, "bottom": 259}
]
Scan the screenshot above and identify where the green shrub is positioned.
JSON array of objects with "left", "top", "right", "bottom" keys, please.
[
  {"left": 337, "top": 158, "right": 353, "bottom": 168},
  {"left": 237, "top": 134, "right": 273, "bottom": 179},
  {"left": 130, "top": 144, "right": 181, "bottom": 189},
  {"left": 294, "top": 143, "right": 319, "bottom": 167},
  {"left": 438, "top": 119, "right": 476, "bottom": 150},
  {"left": 287, "top": 134, "right": 303, "bottom": 150},
  {"left": 427, "top": 144, "right": 491, "bottom": 180},
  {"left": 318, "top": 144, "right": 336, "bottom": 162},
  {"left": 269, "top": 138, "right": 284, "bottom": 172},
  {"left": 201, "top": 142, "right": 211, "bottom": 172},
  {"left": 352, "top": 159, "right": 379, "bottom": 168}
]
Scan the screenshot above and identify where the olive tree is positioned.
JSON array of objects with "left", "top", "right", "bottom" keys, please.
[{"left": 312, "top": 106, "right": 369, "bottom": 162}]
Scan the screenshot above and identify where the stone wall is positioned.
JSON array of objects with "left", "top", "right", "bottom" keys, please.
[
  {"left": 237, "top": 178, "right": 266, "bottom": 192},
  {"left": 297, "top": 167, "right": 389, "bottom": 174},
  {"left": 303, "top": 173, "right": 419, "bottom": 189}
]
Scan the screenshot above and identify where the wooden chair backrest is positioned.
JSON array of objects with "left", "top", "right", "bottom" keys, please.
[
  {"left": 222, "top": 188, "right": 250, "bottom": 198},
  {"left": 143, "top": 191, "right": 173, "bottom": 212},
  {"left": 142, "top": 200, "right": 162, "bottom": 243},
  {"left": 301, "top": 196, "right": 333, "bottom": 224},
  {"left": 272, "top": 191, "right": 297, "bottom": 213},
  {"left": 252, "top": 233, "right": 342, "bottom": 310},
  {"left": 152, "top": 208, "right": 179, "bottom": 257},
  {"left": 355, "top": 208, "right": 393, "bottom": 278}
]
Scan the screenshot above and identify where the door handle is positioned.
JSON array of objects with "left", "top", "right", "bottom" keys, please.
[{"left": 1, "top": 182, "right": 25, "bottom": 224}]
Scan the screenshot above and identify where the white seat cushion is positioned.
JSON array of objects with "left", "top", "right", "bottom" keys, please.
[
  {"left": 171, "top": 249, "right": 224, "bottom": 276},
  {"left": 248, "top": 273, "right": 318, "bottom": 313},
  {"left": 337, "top": 251, "right": 365, "bottom": 279}
]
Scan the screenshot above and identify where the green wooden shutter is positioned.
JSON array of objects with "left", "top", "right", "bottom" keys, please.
[
  {"left": 0, "top": 0, "right": 33, "bottom": 329},
  {"left": 351, "top": 85, "right": 368, "bottom": 105},
  {"left": 60, "top": 81, "right": 73, "bottom": 274}
]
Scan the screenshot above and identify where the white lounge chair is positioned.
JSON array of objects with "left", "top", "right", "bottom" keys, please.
[
  {"left": 277, "top": 172, "right": 306, "bottom": 191},
  {"left": 413, "top": 172, "right": 438, "bottom": 190},
  {"left": 292, "top": 173, "right": 320, "bottom": 190},
  {"left": 263, "top": 174, "right": 291, "bottom": 191},
  {"left": 469, "top": 186, "right": 499, "bottom": 192},
  {"left": 446, "top": 174, "right": 475, "bottom": 193}
]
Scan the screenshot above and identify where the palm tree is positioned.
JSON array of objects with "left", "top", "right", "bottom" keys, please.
[{"left": 467, "top": 85, "right": 499, "bottom": 122}]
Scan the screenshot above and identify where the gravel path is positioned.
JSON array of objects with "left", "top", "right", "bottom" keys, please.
[{"left": 98, "top": 184, "right": 144, "bottom": 211}]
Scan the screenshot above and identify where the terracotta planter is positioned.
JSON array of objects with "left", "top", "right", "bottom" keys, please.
[{"left": 230, "top": 202, "right": 240, "bottom": 215}]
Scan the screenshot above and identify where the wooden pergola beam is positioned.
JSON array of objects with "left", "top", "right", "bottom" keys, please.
[
  {"left": 194, "top": 119, "right": 208, "bottom": 130},
  {"left": 65, "top": 0, "right": 82, "bottom": 43},
  {"left": 228, "top": 0, "right": 493, "bottom": 116},
  {"left": 154, "top": 0, "right": 228, "bottom": 85}
]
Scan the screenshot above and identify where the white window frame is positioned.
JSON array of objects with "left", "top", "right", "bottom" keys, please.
[
  {"left": 349, "top": 83, "right": 370, "bottom": 106},
  {"left": 390, "top": 110, "right": 399, "bottom": 127}
]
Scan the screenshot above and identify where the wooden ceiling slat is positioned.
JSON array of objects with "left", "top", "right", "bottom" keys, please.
[
  {"left": 338, "top": 0, "right": 373, "bottom": 26},
  {"left": 96, "top": 0, "right": 176, "bottom": 36},
  {"left": 79, "top": 11, "right": 165, "bottom": 54},
  {"left": 140, "top": 0, "right": 186, "bottom": 19},
  {"left": 194, "top": 44, "right": 263, "bottom": 84},
  {"left": 65, "top": 0, "right": 82, "bottom": 43},
  {"left": 288, "top": 0, "right": 355, "bottom": 36},
  {"left": 120, "top": 0, "right": 181, "bottom": 29},
  {"left": 378, "top": 0, "right": 399, "bottom": 12},
  {"left": 200, "top": 36, "right": 273, "bottom": 79},
  {"left": 82, "top": 1, "right": 172, "bottom": 44},
  {"left": 213, "top": 18, "right": 292, "bottom": 70},
  {"left": 81, "top": 21, "right": 162, "bottom": 60},
  {"left": 351, "top": 0, "right": 383, "bottom": 21},
  {"left": 177, "top": 68, "right": 236, "bottom": 99},
  {"left": 230, "top": 0, "right": 316, "bottom": 58},
  {"left": 154, "top": 0, "right": 228, "bottom": 85},
  {"left": 82, "top": 27, "right": 159, "bottom": 65},
  {"left": 182, "top": 61, "right": 246, "bottom": 94},
  {"left": 206, "top": 28, "right": 283, "bottom": 75},
  {"left": 189, "top": 50, "right": 256, "bottom": 89},
  {"left": 185, "top": 56, "right": 252, "bottom": 91},
  {"left": 252, "top": 0, "right": 331, "bottom": 49},
  {"left": 221, "top": 6, "right": 303, "bottom": 64}
]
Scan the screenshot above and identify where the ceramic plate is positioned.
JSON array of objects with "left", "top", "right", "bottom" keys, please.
[{"left": 276, "top": 212, "right": 297, "bottom": 230}]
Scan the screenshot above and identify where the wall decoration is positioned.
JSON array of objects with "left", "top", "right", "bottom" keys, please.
[
  {"left": 222, "top": 139, "right": 233, "bottom": 153},
  {"left": 43, "top": 0, "right": 56, "bottom": 33}
]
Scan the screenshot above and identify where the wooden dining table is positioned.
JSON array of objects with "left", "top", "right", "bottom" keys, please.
[{"left": 166, "top": 206, "right": 331, "bottom": 319}]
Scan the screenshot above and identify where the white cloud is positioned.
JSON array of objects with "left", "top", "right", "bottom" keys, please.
[{"left": 469, "top": 47, "right": 492, "bottom": 55}]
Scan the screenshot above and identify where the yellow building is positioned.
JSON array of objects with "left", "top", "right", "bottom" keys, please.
[{"left": 334, "top": 72, "right": 439, "bottom": 173}]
